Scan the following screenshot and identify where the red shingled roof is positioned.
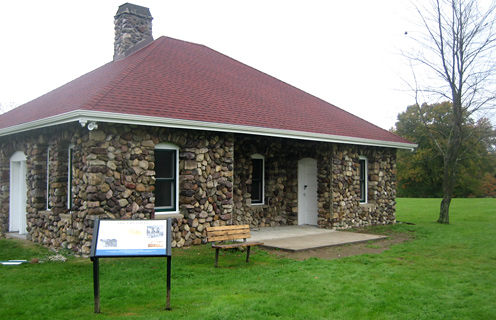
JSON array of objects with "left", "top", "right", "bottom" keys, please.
[{"left": 0, "top": 36, "right": 413, "bottom": 147}]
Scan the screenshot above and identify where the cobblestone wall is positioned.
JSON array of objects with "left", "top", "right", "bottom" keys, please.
[
  {"left": 331, "top": 145, "right": 397, "bottom": 229},
  {"left": 65, "top": 124, "right": 235, "bottom": 253},
  {"left": 0, "top": 123, "right": 397, "bottom": 254},
  {"left": 233, "top": 135, "right": 333, "bottom": 228}
]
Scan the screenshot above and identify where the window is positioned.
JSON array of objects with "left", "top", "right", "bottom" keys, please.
[
  {"left": 46, "top": 147, "right": 51, "bottom": 210},
  {"left": 68, "top": 144, "right": 74, "bottom": 210},
  {"left": 155, "top": 143, "right": 179, "bottom": 212},
  {"left": 251, "top": 154, "right": 264, "bottom": 205},
  {"left": 359, "top": 156, "right": 367, "bottom": 203}
]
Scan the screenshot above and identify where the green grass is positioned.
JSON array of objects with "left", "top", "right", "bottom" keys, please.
[{"left": 1, "top": 198, "right": 495, "bottom": 319}]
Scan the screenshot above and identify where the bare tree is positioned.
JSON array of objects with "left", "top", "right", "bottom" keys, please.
[{"left": 404, "top": 0, "right": 496, "bottom": 223}]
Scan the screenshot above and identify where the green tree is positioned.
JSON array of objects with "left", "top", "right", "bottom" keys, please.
[
  {"left": 403, "top": 0, "right": 496, "bottom": 223},
  {"left": 394, "top": 102, "right": 496, "bottom": 198}
]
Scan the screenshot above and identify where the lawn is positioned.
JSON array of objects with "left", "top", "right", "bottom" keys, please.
[{"left": 1, "top": 198, "right": 495, "bottom": 319}]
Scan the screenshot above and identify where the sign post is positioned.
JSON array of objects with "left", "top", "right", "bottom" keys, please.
[
  {"left": 166, "top": 255, "right": 171, "bottom": 310},
  {"left": 93, "top": 257, "right": 100, "bottom": 313},
  {"left": 90, "top": 218, "right": 172, "bottom": 313}
]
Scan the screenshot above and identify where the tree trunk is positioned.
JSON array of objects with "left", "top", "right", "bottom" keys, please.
[
  {"left": 438, "top": 96, "right": 463, "bottom": 224},
  {"left": 438, "top": 197, "right": 451, "bottom": 223},
  {"left": 438, "top": 162, "right": 454, "bottom": 223}
]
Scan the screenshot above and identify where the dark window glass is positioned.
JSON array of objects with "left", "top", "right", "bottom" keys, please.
[
  {"left": 68, "top": 147, "right": 74, "bottom": 210},
  {"left": 46, "top": 148, "right": 51, "bottom": 210},
  {"left": 155, "top": 149, "right": 176, "bottom": 211},
  {"left": 155, "top": 180, "right": 173, "bottom": 208},
  {"left": 252, "top": 158, "right": 263, "bottom": 203},
  {"left": 155, "top": 151, "right": 174, "bottom": 178},
  {"left": 359, "top": 159, "right": 366, "bottom": 203}
]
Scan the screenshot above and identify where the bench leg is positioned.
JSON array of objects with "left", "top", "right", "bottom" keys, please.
[
  {"left": 246, "top": 246, "right": 251, "bottom": 263},
  {"left": 214, "top": 248, "right": 220, "bottom": 267}
]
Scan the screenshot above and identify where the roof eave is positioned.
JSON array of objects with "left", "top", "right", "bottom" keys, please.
[{"left": 0, "top": 110, "right": 417, "bottom": 150}]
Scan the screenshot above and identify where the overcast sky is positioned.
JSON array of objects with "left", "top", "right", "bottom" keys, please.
[{"left": 1, "top": 0, "right": 422, "bottom": 130}]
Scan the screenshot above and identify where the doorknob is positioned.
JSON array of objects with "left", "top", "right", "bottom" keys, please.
[{"left": 304, "top": 185, "right": 308, "bottom": 190}]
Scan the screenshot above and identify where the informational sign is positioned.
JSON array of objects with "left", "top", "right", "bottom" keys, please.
[
  {"left": 90, "top": 218, "right": 173, "bottom": 313},
  {"left": 90, "top": 219, "right": 171, "bottom": 258}
]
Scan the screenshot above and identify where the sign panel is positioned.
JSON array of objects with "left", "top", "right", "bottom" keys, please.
[{"left": 90, "top": 219, "right": 171, "bottom": 258}]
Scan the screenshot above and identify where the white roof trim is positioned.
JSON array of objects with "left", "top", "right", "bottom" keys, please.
[{"left": 0, "top": 110, "right": 417, "bottom": 150}]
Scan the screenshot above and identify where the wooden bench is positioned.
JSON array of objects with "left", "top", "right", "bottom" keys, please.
[{"left": 206, "top": 225, "right": 264, "bottom": 267}]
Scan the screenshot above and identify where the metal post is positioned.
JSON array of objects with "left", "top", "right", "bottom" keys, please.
[
  {"left": 93, "top": 258, "right": 101, "bottom": 313},
  {"left": 215, "top": 248, "right": 219, "bottom": 267},
  {"left": 246, "top": 246, "right": 251, "bottom": 263},
  {"left": 166, "top": 256, "right": 171, "bottom": 310}
]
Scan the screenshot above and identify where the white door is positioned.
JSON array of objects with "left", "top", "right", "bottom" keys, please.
[
  {"left": 298, "top": 158, "right": 318, "bottom": 225},
  {"left": 10, "top": 151, "right": 28, "bottom": 234}
]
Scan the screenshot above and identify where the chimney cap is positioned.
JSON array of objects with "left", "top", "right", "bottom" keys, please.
[{"left": 115, "top": 3, "right": 152, "bottom": 19}]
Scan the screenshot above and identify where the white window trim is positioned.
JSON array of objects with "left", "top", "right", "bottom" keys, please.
[
  {"left": 155, "top": 143, "right": 180, "bottom": 215},
  {"left": 251, "top": 154, "right": 265, "bottom": 206},
  {"left": 359, "top": 156, "right": 368, "bottom": 204}
]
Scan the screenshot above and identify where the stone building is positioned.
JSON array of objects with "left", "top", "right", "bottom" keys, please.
[{"left": 0, "top": 3, "right": 415, "bottom": 254}]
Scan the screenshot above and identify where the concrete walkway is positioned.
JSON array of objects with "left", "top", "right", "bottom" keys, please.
[
  {"left": 250, "top": 225, "right": 387, "bottom": 251},
  {"left": 5, "top": 227, "right": 386, "bottom": 252}
]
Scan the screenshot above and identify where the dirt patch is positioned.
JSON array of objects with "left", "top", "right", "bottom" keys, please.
[{"left": 262, "top": 230, "right": 414, "bottom": 261}]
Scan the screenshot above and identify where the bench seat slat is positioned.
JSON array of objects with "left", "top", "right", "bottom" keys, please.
[
  {"left": 206, "top": 224, "right": 252, "bottom": 242},
  {"left": 212, "top": 242, "right": 263, "bottom": 249},
  {"left": 206, "top": 225, "right": 249, "bottom": 232},
  {"left": 207, "top": 229, "right": 250, "bottom": 235},
  {"left": 208, "top": 235, "right": 248, "bottom": 242},
  {"left": 207, "top": 230, "right": 251, "bottom": 237},
  {"left": 207, "top": 232, "right": 251, "bottom": 241}
]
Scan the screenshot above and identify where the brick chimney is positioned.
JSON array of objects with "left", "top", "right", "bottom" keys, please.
[{"left": 113, "top": 3, "right": 153, "bottom": 61}]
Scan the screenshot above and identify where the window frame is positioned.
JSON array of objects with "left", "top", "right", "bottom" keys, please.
[
  {"left": 68, "top": 144, "right": 74, "bottom": 210},
  {"left": 251, "top": 154, "right": 265, "bottom": 205},
  {"left": 359, "top": 156, "right": 368, "bottom": 203},
  {"left": 154, "top": 143, "right": 179, "bottom": 213},
  {"left": 46, "top": 146, "right": 51, "bottom": 210}
]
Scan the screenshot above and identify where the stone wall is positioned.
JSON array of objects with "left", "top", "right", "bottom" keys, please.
[
  {"left": 0, "top": 145, "right": 10, "bottom": 233},
  {"left": 233, "top": 136, "right": 396, "bottom": 230},
  {"left": 0, "top": 131, "right": 47, "bottom": 235},
  {"left": 64, "top": 124, "right": 235, "bottom": 253},
  {"left": 47, "top": 135, "right": 71, "bottom": 216},
  {"left": 172, "top": 128, "right": 234, "bottom": 247},
  {"left": 0, "top": 122, "right": 397, "bottom": 254},
  {"left": 0, "top": 126, "right": 78, "bottom": 246},
  {"left": 331, "top": 145, "right": 397, "bottom": 229},
  {"left": 0, "top": 138, "right": 15, "bottom": 233},
  {"left": 233, "top": 135, "right": 333, "bottom": 228},
  {"left": 0, "top": 123, "right": 236, "bottom": 253}
]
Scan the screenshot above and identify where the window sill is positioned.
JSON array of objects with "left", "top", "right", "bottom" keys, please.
[
  {"left": 359, "top": 202, "right": 376, "bottom": 210},
  {"left": 251, "top": 203, "right": 265, "bottom": 206},
  {"left": 154, "top": 213, "right": 184, "bottom": 220}
]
